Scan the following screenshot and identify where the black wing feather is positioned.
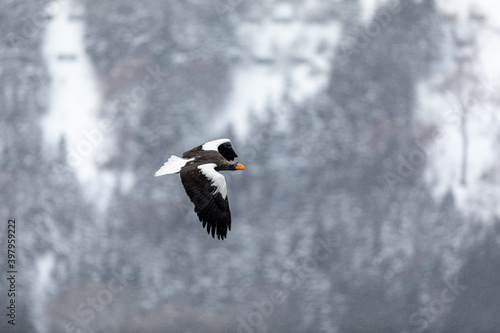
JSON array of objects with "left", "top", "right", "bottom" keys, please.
[{"left": 180, "top": 166, "right": 231, "bottom": 239}]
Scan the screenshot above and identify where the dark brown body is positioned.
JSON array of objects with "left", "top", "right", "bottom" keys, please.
[{"left": 180, "top": 149, "right": 242, "bottom": 239}]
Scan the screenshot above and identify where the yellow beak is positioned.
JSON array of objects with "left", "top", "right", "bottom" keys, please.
[{"left": 235, "top": 163, "right": 245, "bottom": 171}]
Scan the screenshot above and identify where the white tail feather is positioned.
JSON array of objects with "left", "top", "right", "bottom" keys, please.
[{"left": 154, "top": 155, "right": 194, "bottom": 177}]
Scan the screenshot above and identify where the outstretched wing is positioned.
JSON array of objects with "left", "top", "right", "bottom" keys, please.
[{"left": 180, "top": 163, "right": 231, "bottom": 239}]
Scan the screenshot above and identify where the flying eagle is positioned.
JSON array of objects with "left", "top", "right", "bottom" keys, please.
[{"left": 155, "top": 139, "right": 245, "bottom": 239}]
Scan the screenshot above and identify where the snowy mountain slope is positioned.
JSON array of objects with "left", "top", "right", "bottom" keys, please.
[{"left": 3, "top": 0, "right": 500, "bottom": 332}]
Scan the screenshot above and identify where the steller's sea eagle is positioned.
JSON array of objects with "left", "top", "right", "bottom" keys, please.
[{"left": 154, "top": 138, "right": 245, "bottom": 239}]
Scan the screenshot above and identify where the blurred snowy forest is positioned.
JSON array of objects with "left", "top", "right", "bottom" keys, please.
[{"left": 2, "top": 0, "right": 500, "bottom": 332}]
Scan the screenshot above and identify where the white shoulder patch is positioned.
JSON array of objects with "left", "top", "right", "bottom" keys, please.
[
  {"left": 202, "top": 138, "right": 231, "bottom": 152},
  {"left": 154, "top": 155, "right": 194, "bottom": 176},
  {"left": 198, "top": 163, "right": 227, "bottom": 199}
]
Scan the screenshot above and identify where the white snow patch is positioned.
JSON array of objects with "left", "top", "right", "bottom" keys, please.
[
  {"left": 359, "top": 0, "right": 379, "bottom": 23},
  {"left": 32, "top": 253, "right": 56, "bottom": 333},
  {"left": 416, "top": 1, "right": 500, "bottom": 222},
  {"left": 42, "top": 0, "right": 114, "bottom": 207},
  {"left": 217, "top": 16, "right": 341, "bottom": 138},
  {"left": 220, "top": 63, "right": 286, "bottom": 135},
  {"left": 273, "top": 3, "right": 294, "bottom": 21},
  {"left": 358, "top": 0, "right": 399, "bottom": 23}
]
